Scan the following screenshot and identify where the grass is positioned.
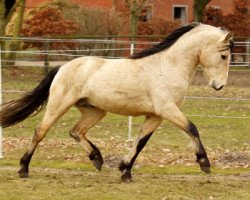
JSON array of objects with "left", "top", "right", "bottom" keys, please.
[
  {"left": 0, "top": 166, "right": 249, "bottom": 200},
  {"left": 0, "top": 67, "right": 249, "bottom": 199}
]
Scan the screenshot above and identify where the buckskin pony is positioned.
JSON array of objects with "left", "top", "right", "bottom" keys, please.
[{"left": 0, "top": 23, "right": 233, "bottom": 182}]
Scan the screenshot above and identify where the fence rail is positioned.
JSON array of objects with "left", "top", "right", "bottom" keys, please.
[{"left": 0, "top": 36, "right": 249, "bottom": 68}]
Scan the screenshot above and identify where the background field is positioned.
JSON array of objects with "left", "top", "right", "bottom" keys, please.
[{"left": 0, "top": 67, "right": 249, "bottom": 200}]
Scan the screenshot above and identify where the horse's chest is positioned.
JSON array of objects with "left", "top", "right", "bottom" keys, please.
[{"left": 168, "top": 86, "right": 187, "bottom": 106}]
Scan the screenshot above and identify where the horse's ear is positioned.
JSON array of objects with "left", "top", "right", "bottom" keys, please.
[{"left": 219, "top": 32, "right": 233, "bottom": 43}]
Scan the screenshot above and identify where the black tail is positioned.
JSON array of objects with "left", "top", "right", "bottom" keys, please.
[{"left": 0, "top": 67, "right": 60, "bottom": 128}]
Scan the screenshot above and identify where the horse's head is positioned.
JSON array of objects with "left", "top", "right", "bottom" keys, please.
[{"left": 199, "top": 30, "right": 233, "bottom": 91}]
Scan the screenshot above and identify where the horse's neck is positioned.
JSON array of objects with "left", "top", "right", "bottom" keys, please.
[
  {"left": 145, "top": 31, "right": 206, "bottom": 82},
  {"left": 138, "top": 38, "right": 199, "bottom": 84}
]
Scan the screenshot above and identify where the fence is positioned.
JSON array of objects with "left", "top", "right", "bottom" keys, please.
[
  {"left": 0, "top": 46, "right": 2, "bottom": 158},
  {"left": 0, "top": 36, "right": 250, "bottom": 158},
  {"left": 0, "top": 36, "right": 250, "bottom": 68}
]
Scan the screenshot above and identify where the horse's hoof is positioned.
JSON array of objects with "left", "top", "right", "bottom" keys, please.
[
  {"left": 18, "top": 170, "right": 29, "bottom": 178},
  {"left": 200, "top": 165, "right": 210, "bottom": 174},
  {"left": 121, "top": 170, "right": 132, "bottom": 183},
  {"left": 92, "top": 156, "right": 103, "bottom": 171},
  {"left": 197, "top": 156, "right": 210, "bottom": 174},
  {"left": 89, "top": 148, "right": 104, "bottom": 171},
  {"left": 18, "top": 165, "right": 29, "bottom": 178}
]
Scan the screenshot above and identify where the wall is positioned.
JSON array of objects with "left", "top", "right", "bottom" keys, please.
[
  {"left": 25, "top": 0, "right": 240, "bottom": 24},
  {"left": 153, "top": 0, "right": 193, "bottom": 23},
  {"left": 71, "top": 0, "right": 112, "bottom": 9},
  {"left": 208, "top": 0, "right": 234, "bottom": 15},
  {"left": 26, "top": 0, "right": 113, "bottom": 9},
  {"left": 153, "top": 0, "right": 235, "bottom": 23}
]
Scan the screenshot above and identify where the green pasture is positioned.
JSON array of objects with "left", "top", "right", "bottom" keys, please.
[{"left": 0, "top": 67, "right": 249, "bottom": 200}]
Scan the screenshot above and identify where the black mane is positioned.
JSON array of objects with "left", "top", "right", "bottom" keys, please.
[{"left": 130, "top": 22, "right": 200, "bottom": 59}]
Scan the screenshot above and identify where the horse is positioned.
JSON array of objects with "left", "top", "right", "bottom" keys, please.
[{"left": 0, "top": 23, "right": 233, "bottom": 182}]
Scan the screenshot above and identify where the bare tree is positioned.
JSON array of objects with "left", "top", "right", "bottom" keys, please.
[
  {"left": 0, "top": 0, "right": 17, "bottom": 48},
  {"left": 0, "top": 0, "right": 25, "bottom": 65},
  {"left": 193, "top": 0, "right": 211, "bottom": 22},
  {"left": 22, "top": 0, "right": 122, "bottom": 57},
  {"left": 0, "top": 0, "right": 17, "bottom": 36},
  {"left": 49, "top": 0, "right": 122, "bottom": 57},
  {"left": 9, "top": 0, "right": 26, "bottom": 63},
  {"left": 113, "top": 0, "right": 152, "bottom": 42}
]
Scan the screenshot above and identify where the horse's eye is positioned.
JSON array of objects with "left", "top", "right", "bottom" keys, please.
[{"left": 221, "top": 55, "right": 227, "bottom": 60}]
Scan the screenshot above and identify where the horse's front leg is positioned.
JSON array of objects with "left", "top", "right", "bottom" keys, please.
[
  {"left": 160, "top": 104, "right": 210, "bottom": 173},
  {"left": 119, "top": 116, "right": 163, "bottom": 182}
]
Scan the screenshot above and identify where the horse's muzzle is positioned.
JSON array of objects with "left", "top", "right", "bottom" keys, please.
[{"left": 210, "top": 80, "right": 224, "bottom": 91}]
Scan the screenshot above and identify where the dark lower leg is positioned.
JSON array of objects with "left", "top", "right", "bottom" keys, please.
[
  {"left": 18, "top": 151, "right": 34, "bottom": 178},
  {"left": 88, "top": 140, "right": 103, "bottom": 171},
  {"left": 119, "top": 132, "right": 153, "bottom": 182},
  {"left": 70, "top": 130, "right": 104, "bottom": 171},
  {"left": 188, "top": 121, "right": 210, "bottom": 173},
  {"left": 18, "top": 127, "right": 46, "bottom": 178}
]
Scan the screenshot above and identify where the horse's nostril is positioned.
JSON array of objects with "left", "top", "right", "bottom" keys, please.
[
  {"left": 218, "top": 85, "right": 224, "bottom": 90},
  {"left": 213, "top": 85, "right": 224, "bottom": 91}
]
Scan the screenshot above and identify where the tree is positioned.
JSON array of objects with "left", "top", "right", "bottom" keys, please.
[
  {"left": 193, "top": 0, "right": 211, "bottom": 22},
  {"left": 0, "top": 0, "right": 25, "bottom": 66},
  {"left": 136, "top": 18, "right": 180, "bottom": 52},
  {"left": 8, "top": 0, "right": 26, "bottom": 65},
  {"left": 22, "top": 7, "right": 78, "bottom": 49},
  {"left": 113, "top": 0, "right": 152, "bottom": 41},
  {"left": 203, "top": 7, "right": 223, "bottom": 26},
  {"left": 64, "top": 6, "right": 122, "bottom": 57},
  {"left": 137, "top": 18, "right": 180, "bottom": 36},
  {"left": 113, "top": 0, "right": 181, "bottom": 57},
  {"left": 0, "top": 0, "right": 16, "bottom": 37},
  {"left": 203, "top": 0, "right": 250, "bottom": 62},
  {"left": 31, "top": 0, "right": 122, "bottom": 57},
  {"left": 203, "top": 0, "right": 250, "bottom": 37},
  {"left": 22, "top": 7, "right": 78, "bottom": 74},
  {"left": 32, "top": 0, "right": 121, "bottom": 37},
  {"left": 221, "top": 0, "right": 250, "bottom": 38}
]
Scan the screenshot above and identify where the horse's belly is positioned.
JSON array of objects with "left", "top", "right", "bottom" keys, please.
[
  {"left": 88, "top": 93, "right": 154, "bottom": 116},
  {"left": 98, "top": 104, "right": 154, "bottom": 116}
]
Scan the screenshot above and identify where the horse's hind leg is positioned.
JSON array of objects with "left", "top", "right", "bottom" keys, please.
[
  {"left": 119, "top": 116, "right": 163, "bottom": 182},
  {"left": 18, "top": 92, "right": 78, "bottom": 178},
  {"left": 69, "top": 107, "right": 106, "bottom": 171}
]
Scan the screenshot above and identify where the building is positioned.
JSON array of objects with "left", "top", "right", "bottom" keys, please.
[
  {"left": 26, "top": 0, "right": 247, "bottom": 25},
  {"left": 154, "top": 0, "right": 236, "bottom": 25},
  {"left": 26, "top": 0, "right": 113, "bottom": 10}
]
